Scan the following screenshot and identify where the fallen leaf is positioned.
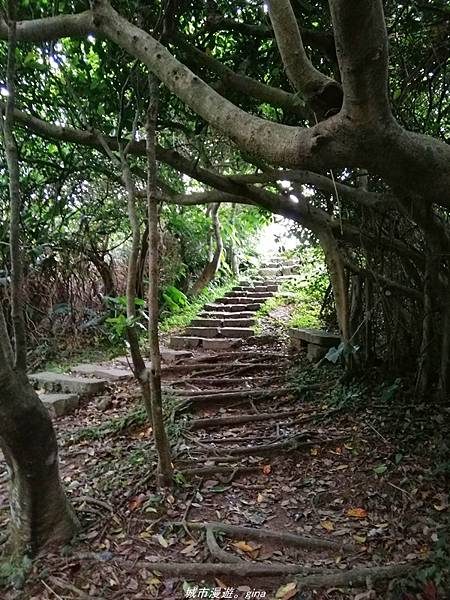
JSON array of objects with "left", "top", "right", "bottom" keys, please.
[
  {"left": 155, "top": 534, "right": 168, "bottom": 548},
  {"left": 353, "top": 534, "right": 367, "bottom": 544},
  {"left": 232, "top": 540, "right": 256, "bottom": 553},
  {"left": 310, "top": 448, "right": 318, "bottom": 456},
  {"left": 180, "top": 542, "right": 197, "bottom": 555},
  {"left": 320, "top": 520, "right": 334, "bottom": 532},
  {"left": 275, "top": 581, "right": 297, "bottom": 599},
  {"left": 128, "top": 494, "right": 146, "bottom": 512},
  {"left": 347, "top": 507, "right": 368, "bottom": 519}
]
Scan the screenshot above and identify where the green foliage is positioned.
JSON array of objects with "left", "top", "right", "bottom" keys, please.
[
  {"left": 159, "top": 279, "right": 236, "bottom": 333},
  {"left": 258, "top": 246, "right": 332, "bottom": 332},
  {"left": 161, "top": 285, "right": 188, "bottom": 313},
  {"left": 104, "top": 296, "right": 147, "bottom": 345}
]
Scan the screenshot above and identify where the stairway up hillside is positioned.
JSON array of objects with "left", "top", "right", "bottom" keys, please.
[{"left": 169, "top": 256, "right": 299, "bottom": 351}]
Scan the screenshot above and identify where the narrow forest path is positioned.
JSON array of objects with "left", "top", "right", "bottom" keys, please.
[{"left": 2, "top": 260, "right": 445, "bottom": 600}]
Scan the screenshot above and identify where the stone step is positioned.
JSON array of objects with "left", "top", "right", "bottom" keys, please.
[
  {"left": 30, "top": 372, "right": 107, "bottom": 396},
  {"left": 39, "top": 393, "right": 80, "bottom": 417},
  {"left": 225, "top": 291, "right": 274, "bottom": 299},
  {"left": 71, "top": 364, "right": 131, "bottom": 381},
  {"left": 231, "top": 288, "right": 274, "bottom": 295},
  {"left": 199, "top": 311, "right": 255, "bottom": 320},
  {"left": 258, "top": 268, "right": 278, "bottom": 277},
  {"left": 191, "top": 318, "right": 255, "bottom": 328},
  {"left": 169, "top": 336, "right": 241, "bottom": 351},
  {"left": 203, "top": 338, "right": 242, "bottom": 351},
  {"left": 185, "top": 326, "right": 221, "bottom": 338},
  {"left": 203, "top": 302, "right": 261, "bottom": 312},
  {"left": 219, "top": 327, "right": 254, "bottom": 338},
  {"left": 161, "top": 348, "right": 194, "bottom": 363},
  {"left": 169, "top": 336, "right": 203, "bottom": 350}
]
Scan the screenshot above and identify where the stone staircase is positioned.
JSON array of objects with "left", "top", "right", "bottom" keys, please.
[
  {"left": 29, "top": 256, "right": 299, "bottom": 416},
  {"left": 168, "top": 256, "right": 299, "bottom": 351},
  {"left": 29, "top": 348, "right": 191, "bottom": 418}
]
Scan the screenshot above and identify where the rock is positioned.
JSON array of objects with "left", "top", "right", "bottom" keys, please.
[
  {"left": 30, "top": 372, "right": 107, "bottom": 396},
  {"left": 39, "top": 393, "right": 79, "bottom": 417},
  {"left": 71, "top": 364, "right": 131, "bottom": 381},
  {"left": 96, "top": 396, "right": 112, "bottom": 411}
]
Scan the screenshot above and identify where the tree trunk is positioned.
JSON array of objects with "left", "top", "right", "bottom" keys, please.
[
  {"left": 0, "top": 369, "right": 79, "bottom": 554},
  {"left": 228, "top": 203, "right": 239, "bottom": 277},
  {"left": 0, "top": 3, "right": 78, "bottom": 555},
  {"left": 319, "top": 232, "right": 349, "bottom": 341},
  {"left": 120, "top": 159, "right": 152, "bottom": 420},
  {"left": 191, "top": 203, "right": 223, "bottom": 295},
  {"left": 2, "top": 2, "right": 26, "bottom": 372},
  {"left": 416, "top": 244, "right": 438, "bottom": 396},
  {"left": 146, "top": 75, "right": 173, "bottom": 488}
]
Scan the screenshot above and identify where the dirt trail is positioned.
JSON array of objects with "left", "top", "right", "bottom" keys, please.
[{"left": 0, "top": 275, "right": 446, "bottom": 599}]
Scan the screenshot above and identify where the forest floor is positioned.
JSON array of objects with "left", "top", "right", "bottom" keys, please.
[{"left": 1, "top": 322, "right": 449, "bottom": 599}]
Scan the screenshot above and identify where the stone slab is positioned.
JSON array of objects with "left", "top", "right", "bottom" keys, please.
[
  {"left": 204, "top": 303, "right": 258, "bottom": 312},
  {"left": 30, "top": 372, "right": 107, "bottom": 396},
  {"left": 190, "top": 318, "right": 223, "bottom": 327},
  {"left": 288, "top": 327, "right": 340, "bottom": 347},
  {"left": 161, "top": 348, "right": 193, "bottom": 362},
  {"left": 222, "top": 318, "right": 255, "bottom": 328},
  {"left": 71, "top": 364, "right": 131, "bottom": 381},
  {"left": 259, "top": 268, "right": 278, "bottom": 277},
  {"left": 169, "top": 336, "right": 202, "bottom": 350},
  {"left": 307, "top": 343, "right": 329, "bottom": 362},
  {"left": 199, "top": 311, "right": 255, "bottom": 319},
  {"left": 185, "top": 326, "right": 220, "bottom": 338},
  {"left": 39, "top": 393, "right": 80, "bottom": 417},
  {"left": 228, "top": 304, "right": 252, "bottom": 312},
  {"left": 202, "top": 338, "right": 242, "bottom": 351},
  {"left": 219, "top": 327, "right": 254, "bottom": 338}
]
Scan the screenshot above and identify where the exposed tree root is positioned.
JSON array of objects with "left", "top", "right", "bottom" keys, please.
[
  {"left": 184, "top": 387, "right": 294, "bottom": 404},
  {"left": 295, "top": 563, "right": 416, "bottom": 590},
  {"left": 74, "top": 553, "right": 319, "bottom": 576},
  {"left": 74, "top": 553, "right": 415, "bottom": 584},
  {"left": 172, "top": 520, "right": 355, "bottom": 553},
  {"left": 190, "top": 408, "right": 304, "bottom": 429},
  {"left": 172, "top": 375, "right": 284, "bottom": 388},
  {"left": 205, "top": 526, "right": 241, "bottom": 563},
  {"left": 179, "top": 465, "right": 262, "bottom": 478},
  {"left": 204, "top": 435, "right": 346, "bottom": 457}
]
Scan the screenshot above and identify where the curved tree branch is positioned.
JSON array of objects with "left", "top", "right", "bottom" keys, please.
[
  {"left": 173, "top": 34, "right": 309, "bottom": 119},
  {"left": 329, "top": 0, "right": 390, "bottom": 120},
  {"left": 0, "top": 11, "right": 94, "bottom": 42},
  {"left": 266, "top": 0, "right": 342, "bottom": 117}
]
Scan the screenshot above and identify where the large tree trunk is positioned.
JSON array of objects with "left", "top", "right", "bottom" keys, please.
[
  {"left": 0, "top": 368, "right": 78, "bottom": 554},
  {"left": 0, "top": 3, "right": 78, "bottom": 555}
]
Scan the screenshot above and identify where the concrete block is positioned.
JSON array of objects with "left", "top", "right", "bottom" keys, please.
[
  {"left": 169, "top": 336, "right": 202, "bottom": 350},
  {"left": 30, "top": 372, "right": 107, "bottom": 396},
  {"left": 40, "top": 393, "right": 79, "bottom": 417},
  {"left": 71, "top": 364, "right": 131, "bottom": 381},
  {"left": 202, "top": 338, "right": 242, "bottom": 351},
  {"left": 219, "top": 327, "right": 254, "bottom": 338},
  {"left": 185, "top": 326, "right": 220, "bottom": 338}
]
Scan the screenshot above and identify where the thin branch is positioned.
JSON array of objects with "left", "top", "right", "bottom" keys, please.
[{"left": 1, "top": 2, "right": 27, "bottom": 371}]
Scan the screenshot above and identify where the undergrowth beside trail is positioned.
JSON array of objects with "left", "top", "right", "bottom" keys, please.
[{"left": 257, "top": 247, "right": 336, "bottom": 332}]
